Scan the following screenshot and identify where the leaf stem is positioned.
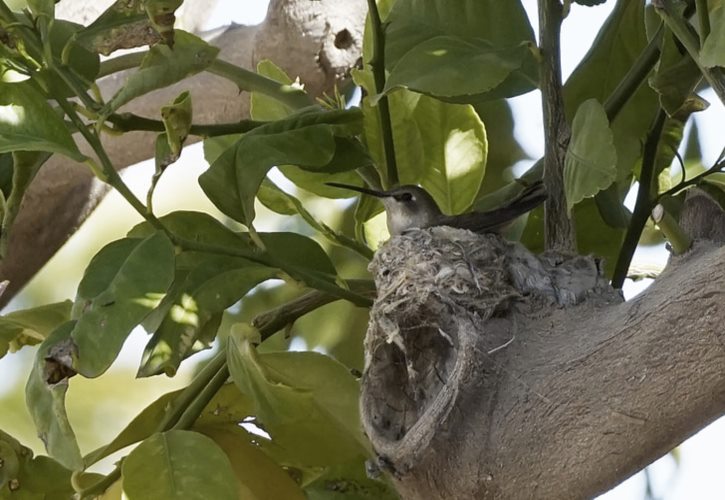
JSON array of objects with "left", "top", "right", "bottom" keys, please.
[
  {"left": 538, "top": 0, "right": 575, "bottom": 252},
  {"left": 603, "top": 24, "right": 663, "bottom": 122},
  {"left": 611, "top": 109, "right": 667, "bottom": 289},
  {"left": 208, "top": 58, "right": 312, "bottom": 110},
  {"left": 105, "top": 112, "right": 265, "bottom": 136},
  {"left": 365, "top": 0, "right": 398, "bottom": 187}
]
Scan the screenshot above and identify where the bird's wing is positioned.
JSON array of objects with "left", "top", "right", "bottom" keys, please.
[{"left": 440, "top": 181, "right": 547, "bottom": 233}]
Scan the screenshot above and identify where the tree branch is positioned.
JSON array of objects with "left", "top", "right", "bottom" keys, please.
[
  {"left": 360, "top": 216, "right": 724, "bottom": 498},
  {"left": 538, "top": 0, "right": 575, "bottom": 252}
]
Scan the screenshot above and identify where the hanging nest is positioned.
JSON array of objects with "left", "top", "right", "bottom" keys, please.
[{"left": 360, "top": 226, "right": 612, "bottom": 477}]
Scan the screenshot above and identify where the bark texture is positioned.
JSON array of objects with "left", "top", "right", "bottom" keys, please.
[
  {"left": 360, "top": 192, "right": 725, "bottom": 499},
  {"left": 0, "top": 0, "right": 366, "bottom": 307}
]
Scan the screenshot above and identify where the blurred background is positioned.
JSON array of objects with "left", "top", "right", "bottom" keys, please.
[{"left": 0, "top": 1, "right": 722, "bottom": 498}]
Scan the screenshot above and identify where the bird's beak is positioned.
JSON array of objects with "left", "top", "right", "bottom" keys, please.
[{"left": 325, "top": 182, "right": 391, "bottom": 198}]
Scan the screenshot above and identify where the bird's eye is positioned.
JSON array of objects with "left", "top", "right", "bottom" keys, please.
[{"left": 394, "top": 192, "right": 414, "bottom": 202}]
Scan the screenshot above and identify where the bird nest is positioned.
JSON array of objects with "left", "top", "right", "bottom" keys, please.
[{"left": 360, "top": 226, "right": 610, "bottom": 474}]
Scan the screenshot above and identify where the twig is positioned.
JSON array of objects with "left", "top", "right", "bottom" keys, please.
[
  {"left": 365, "top": 0, "right": 399, "bottom": 186},
  {"left": 611, "top": 109, "right": 667, "bottom": 289},
  {"left": 538, "top": 0, "right": 575, "bottom": 252}
]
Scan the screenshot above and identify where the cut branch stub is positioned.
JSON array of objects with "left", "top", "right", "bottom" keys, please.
[{"left": 360, "top": 227, "right": 614, "bottom": 498}]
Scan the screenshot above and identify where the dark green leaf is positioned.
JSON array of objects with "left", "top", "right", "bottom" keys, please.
[
  {"left": 0, "top": 300, "right": 72, "bottom": 359},
  {"left": 102, "top": 31, "right": 219, "bottom": 116},
  {"left": 40, "top": 20, "right": 100, "bottom": 97},
  {"left": 128, "top": 211, "right": 245, "bottom": 251},
  {"left": 305, "top": 459, "right": 399, "bottom": 500},
  {"left": 382, "top": 36, "right": 532, "bottom": 102},
  {"left": 122, "top": 430, "right": 237, "bottom": 500},
  {"left": 24, "top": 321, "right": 83, "bottom": 471},
  {"left": 71, "top": 231, "right": 175, "bottom": 377},
  {"left": 227, "top": 337, "right": 369, "bottom": 467},
  {"left": 0, "top": 81, "right": 84, "bottom": 160},
  {"left": 650, "top": 28, "right": 702, "bottom": 116},
  {"left": 564, "top": 98, "right": 617, "bottom": 212},
  {"left": 384, "top": 0, "right": 537, "bottom": 100}
]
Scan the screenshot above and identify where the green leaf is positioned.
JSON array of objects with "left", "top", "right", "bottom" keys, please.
[
  {"left": 251, "top": 60, "right": 297, "bottom": 121},
  {"left": 102, "top": 31, "right": 219, "bottom": 116},
  {"left": 138, "top": 260, "right": 276, "bottom": 377},
  {"left": 85, "top": 389, "right": 180, "bottom": 467},
  {"left": 0, "top": 431, "right": 76, "bottom": 498},
  {"left": 384, "top": 0, "right": 537, "bottom": 100},
  {"left": 1, "top": 151, "right": 51, "bottom": 258},
  {"left": 564, "top": 0, "right": 658, "bottom": 181},
  {"left": 0, "top": 81, "right": 85, "bottom": 160},
  {"left": 122, "top": 430, "right": 237, "bottom": 500},
  {"left": 128, "top": 211, "right": 245, "bottom": 251},
  {"left": 198, "top": 426, "right": 306, "bottom": 500},
  {"left": 24, "top": 321, "right": 83, "bottom": 471},
  {"left": 199, "top": 109, "right": 365, "bottom": 226},
  {"left": 356, "top": 79, "right": 487, "bottom": 214},
  {"left": 650, "top": 27, "right": 702, "bottom": 116},
  {"left": 0, "top": 300, "right": 72, "bottom": 358},
  {"left": 40, "top": 20, "right": 101, "bottom": 98},
  {"left": 71, "top": 231, "right": 175, "bottom": 377},
  {"left": 564, "top": 99, "right": 618, "bottom": 212},
  {"left": 382, "top": 35, "right": 532, "bottom": 101},
  {"left": 700, "top": 3, "right": 725, "bottom": 68},
  {"left": 227, "top": 337, "right": 369, "bottom": 467},
  {"left": 161, "top": 91, "right": 192, "bottom": 157},
  {"left": 305, "top": 459, "right": 399, "bottom": 500}
]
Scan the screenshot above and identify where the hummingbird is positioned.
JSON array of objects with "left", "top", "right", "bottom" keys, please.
[{"left": 327, "top": 181, "right": 546, "bottom": 236}]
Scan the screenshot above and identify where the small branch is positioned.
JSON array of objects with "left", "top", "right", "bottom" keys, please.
[
  {"left": 651, "top": 203, "right": 692, "bottom": 254},
  {"left": 208, "top": 58, "right": 312, "bottom": 110},
  {"left": 98, "top": 51, "right": 146, "bottom": 78},
  {"left": 252, "top": 279, "right": 376, "bottom": 340},
  {"left": 52, "top": 95, "right": 165, "bottom": 231},
  {"left": 604, "top": 24, "right": 663, "bottom": 122},
  {"left": 538, "top": 0, "right": 575, "bottom": 252},
  {"left": 658, "top": 160, "right": 725, "bottom": 199},
  {"left": 611, "top": 109, "right": 667, "bottom": 289},
  {"left": 365, "top": 0, "right": 399, "bottom": 187},
  {"left": 105, "top": 112, "right": 265, "bottom": 137}
]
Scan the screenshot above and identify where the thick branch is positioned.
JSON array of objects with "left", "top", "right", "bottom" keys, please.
[{"left": 361, "top": 200, "right": 724, "bottom": 498}]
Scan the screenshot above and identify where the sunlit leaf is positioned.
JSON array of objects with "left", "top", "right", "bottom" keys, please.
[
  {"left": 0, "top": 300, "right": 72, "bottom": 358},
  {"left": 71, "top": 231, "right": 175, "bottom": 377},
  {"left": 564, "top": 99, "right": 617, "bottom": 212},
  {"left": 122, "top": 430, "right": 237, "bottom": 500},
  {"left": 0, "top": 81, "right": 85, "bottom": 160}
]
